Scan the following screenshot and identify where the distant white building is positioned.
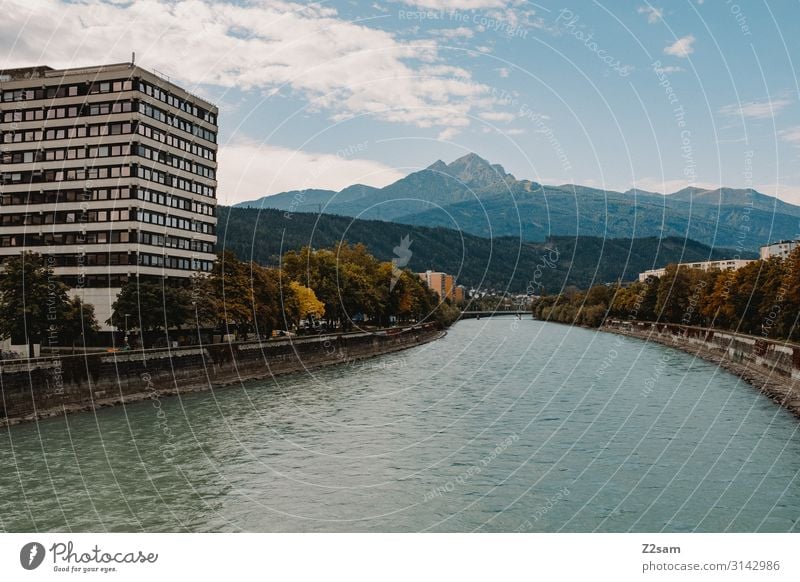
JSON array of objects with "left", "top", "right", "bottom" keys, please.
[
  {"left": 760, "top": 240, "right": 800, "bottom": 260},
  {"left": 638, "top": 259, "right": 754, "bottom": 282}
]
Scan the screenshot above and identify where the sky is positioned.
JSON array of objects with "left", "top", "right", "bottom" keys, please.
[{"left": 2, "top": 0, "right": 800, "bottom": 206}]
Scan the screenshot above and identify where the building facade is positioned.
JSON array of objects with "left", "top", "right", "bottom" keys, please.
[
  {"left": 638, "top": 259, "right": 753, "bottom": 282},
  {"left": 0, "top": 63, "right": 218, "bottom": 330},
  {"left": 418, "top": 270, "right": 456, "bottom": 300},
  {"left": 760, "top": 240, "right": 799, "bottom": 260}
]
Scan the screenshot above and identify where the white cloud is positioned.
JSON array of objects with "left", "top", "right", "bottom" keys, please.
[
  {"left": 1, "top": 0, "right": 495, "bottom": 134},
  {"left": 779, "top": 126, "right": 800, "bottom": 143},
  {"left": 718, "top": 98, "right": 792, "bottom": 120},
  {"left": 496, "top": 66, "right": 510, "bottom": 78},
  {"left": 399, "top": 0, "right": 510, "bottom": 8},
  {"left": 479, "top": 111, "right": 514, "bottom": 122},
  {"left": 437, "top": 127, "right": 461, "bottom": 141},
  {"left": 430, "top": 27, "right": 474, "bottom": 40},
  {"left": 755, "top": 184, "right": 800, "bottom": 205},
  {"left": 217, "top": 140, "right": 404, "bottom": 204},
  {"left": 631, "top": 178, "right": 720, "bottom": 194},
  {"left": 663, "top": 35, "right": 695, "bottom": 58},
  {"left": 637, "top": 5, "right": 663, "bottom": 24}
]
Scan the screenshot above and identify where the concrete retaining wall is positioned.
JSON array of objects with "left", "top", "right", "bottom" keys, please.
[
  {"left": 603, "top": 320, "right": 800, "bottom": 417},
  {"left": 0, "top": 324, "right": 444, "bottom": 426}
]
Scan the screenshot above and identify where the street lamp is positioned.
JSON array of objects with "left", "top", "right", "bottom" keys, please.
[{"left": 124, "top": 313, "right": 131, "bottom": 347}]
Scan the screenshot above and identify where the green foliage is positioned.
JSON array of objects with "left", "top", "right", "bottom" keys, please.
[
  {"left": 61, "top": 297, "right": 100, "bottom": 345},
  {"left": 0, "top": 252, "right": 70, "bottom": 356},
  {"left": 110, "top": 280, "right": 192, "bottom": 332},
  {"left": 535, "top": 247, "right": 800, "bottom": 340},
  {"left": 283, "top": 243, "right": 456, "bottom": 330}
]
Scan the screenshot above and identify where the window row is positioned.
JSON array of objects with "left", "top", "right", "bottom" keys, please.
[
  {"left": 1, "top": 230, "right": 131, "bottom": 247},
  {"left": 1, "top": 79, "right": 134, "bottom": 103},
  {"left": 137, "top": 121, "right": 215, "bottom": 161},
  {"left": 1, "top": 143, "right": 131, "bottom": 164},
  {"left": 138, "top": 80, "right": 216, "bottom": 124},
  {"left": 138, "top": 101, "right": 216, "bottom": 144},
  {"left": 138, "top": 231, "right": 214, "bottom": 253},
  {"left": 1, "top": 121, "right": 134, "bottom": 144},
  {"left": 136, "top": 143, "right": 215, "bottom": 179},
  {"left": 1, "top": 208, "right": 131, "bottom": 226},
  {"left": 2, "top": 100, "right": 134, "bottom": 123},
  {"left": 51, "top": 252, "right": 134, "bottom": 267},
  {"left": 0, "top": 229, "right": 213, "bottom": 254},
  {"left": 0, "top": 207, "right": 215, "bottom": 232},
  {"left": 136, "top": 209, "right": 215, "bottom": 234},
  {"left": 138, "top": 253, "right": 212, "bottom": 272},
  {"left": 136, "top": 165, "right": 215, "bottom": 197},
  {"left": 27, "top": 251, "right": 212, "bottom": 271},
  {"left": 1, "top": 186, "right": 214, "bottom": 218},
  {"left": 2, "top": 187, "right": 131, "bottom": 206},
  {"left": 1, "top": 165, "right": 132, "bottom": 184},
  {"left": 135, "top": 187, "right": 215, "bottom": 216}
]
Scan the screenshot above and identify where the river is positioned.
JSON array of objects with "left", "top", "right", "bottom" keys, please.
[{"left": 1, "top": 318, "right": 799, "bottom": 532}]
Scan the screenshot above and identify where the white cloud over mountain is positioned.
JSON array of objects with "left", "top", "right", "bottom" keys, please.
[{"left": 217, "top": 140, "right": 404, "bottom": 204}]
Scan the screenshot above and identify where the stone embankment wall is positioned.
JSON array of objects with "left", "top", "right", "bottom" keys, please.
[
  {"left": 603, "top": 320, "right": 800, "bottom": 417},
  {"left": 0, "top": 324, "right": 444, "bottom": 426}
]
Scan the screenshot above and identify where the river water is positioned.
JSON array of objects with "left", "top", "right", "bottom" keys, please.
[{"left": 1, "top": 318, "right": 799, "bottom": 532}]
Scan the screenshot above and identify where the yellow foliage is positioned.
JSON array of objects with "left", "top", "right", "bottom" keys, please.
[{"left": 289, "top": 281, "right": 325, "bottom": 320}]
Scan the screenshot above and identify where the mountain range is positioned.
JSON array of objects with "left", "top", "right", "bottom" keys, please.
[
  {"left": 217, "top": 207, "right": 756, "bottom": 293},
  {"left": 235, "top": 153, "right": 800, "bottom": 251}
]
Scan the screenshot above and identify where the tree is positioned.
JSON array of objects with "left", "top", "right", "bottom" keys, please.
[
  {"left": 210, "top": 250, "right": 257, "bottom": 337},
  {"left": 778, "top": 248, "right": 800, "bottom": 340},
  {"left": 188, "top": 272, "right": 219, "bottom": 329},
  {"left": 286, "top": 281, "right": 325, "bottom": 329},
  {"left": 655, "top": 265, "right": 708, "bottom": 325},
  {"left": 283, "top": 246, "right": 342, "bottom": 325},
  {"left": 61, "top": 297, "right": 100, "bottom": 349},
  {"left": 0, "top": 252, "right": 70, "bottom": 357},
  {"left": 251, "top": 264, "right": 282, "bottom": 337},
  {"left": 110, "top": 279, "right": 192, "bottom": 335}
]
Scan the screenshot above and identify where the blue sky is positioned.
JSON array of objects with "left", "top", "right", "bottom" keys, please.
[{"left": 3, "top": 0, "right": 800, "bottom": 204}]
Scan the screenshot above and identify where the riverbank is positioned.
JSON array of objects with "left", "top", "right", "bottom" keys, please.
[
  {"left": 602, "top": 320, "right": 800, "bottom": 418},
  {"left": 0, "top": 324, "right": 445, "bottom": 427}
]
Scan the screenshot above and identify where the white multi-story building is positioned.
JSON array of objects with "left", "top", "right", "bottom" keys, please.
[
  {"left": 638, "top": 258, "right": 753, "bottom": 282},
  {"left": 759, "top": 240, "right": 799, "bottom": 260},
  {"left": 0, "top": 62, "right": 218, "bottom": 330}
]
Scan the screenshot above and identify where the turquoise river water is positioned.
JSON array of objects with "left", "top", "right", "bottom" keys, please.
[{"left": 1, "top": 318, "right": 799, "bottom": 532}]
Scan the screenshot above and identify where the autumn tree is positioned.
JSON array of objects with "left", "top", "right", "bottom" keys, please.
[
  {"left": 285, "top": 281, "right": 325, "bottom": 329},
  {"left": 210, "top": 250, "right": 258, "bottom": 337}
]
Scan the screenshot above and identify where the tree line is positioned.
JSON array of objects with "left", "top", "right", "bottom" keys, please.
[
  {"left": 0, "top": 243, "right": 460, "bottom": 354},
  {"left": 532, "top": 248, "right": 800, "bottom": 341}
]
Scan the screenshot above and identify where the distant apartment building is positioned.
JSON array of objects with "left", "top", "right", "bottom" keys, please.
[
  {"left": 418, "top": 270, "right": 456, "bottom": 300},
  {"left": 760, "top": 240, "right": 799, "bottom": 260},
  {"left": 0, "top": 62, "right": 218, "bottom": 330},
  {"left": 638, "top": 258, "right": 753, "bottom": 282},
  {"left": 454, "top": 284, "right": 466, "bottom": 304}
]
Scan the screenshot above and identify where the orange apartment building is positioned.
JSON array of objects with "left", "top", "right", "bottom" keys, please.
[{"left": 418, "top": 270, "right": 456, "bottom": 301}]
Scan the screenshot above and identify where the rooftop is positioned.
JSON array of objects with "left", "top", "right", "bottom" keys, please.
[{"left": 0, "top": 62, "right": 216, "bottom": 110}]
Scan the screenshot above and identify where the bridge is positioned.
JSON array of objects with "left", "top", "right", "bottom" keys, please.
[{"left": 459, "top": 310, "right": 528, "bottom": 320}]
